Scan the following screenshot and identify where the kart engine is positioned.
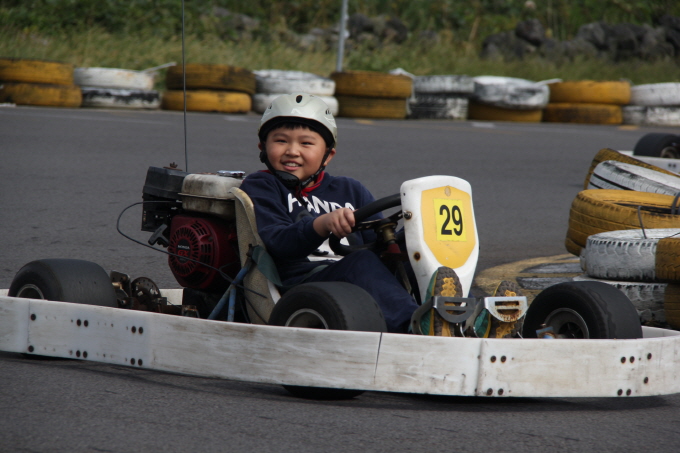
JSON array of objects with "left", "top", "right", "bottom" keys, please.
[{"left": 141, "top": 166, "right": 241, "bottom": 292}]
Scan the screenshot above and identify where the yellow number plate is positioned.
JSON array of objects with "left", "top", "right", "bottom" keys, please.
[
  {"left": 434, "top": 199, "right": 467, "bottom": 242},
  {"left": 421, "top": 186, "right": 476, "bottom": 268}
]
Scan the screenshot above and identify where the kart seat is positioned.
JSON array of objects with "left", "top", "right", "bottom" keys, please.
[{"left": 229, "top": 187, "right": 281, "bottom": 324}]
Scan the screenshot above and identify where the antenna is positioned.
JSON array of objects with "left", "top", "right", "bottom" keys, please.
[{"left": 181, "top": 0, "right": 188, "bottom": 172}]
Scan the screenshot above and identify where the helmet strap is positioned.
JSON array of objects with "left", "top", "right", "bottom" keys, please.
[
  {"left": 259, "top": 145, "right": 332, "bottom": 204},
  {"left": 259, "top": 147, "right": 301, "bottom": 190},
  {"left": 299, "top": 148, "right": 332, "bottom": 188}
]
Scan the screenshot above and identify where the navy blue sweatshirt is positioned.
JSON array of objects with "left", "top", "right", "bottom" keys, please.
[{"left": 239, "top": 171, "right": 378, "bottom": 283}]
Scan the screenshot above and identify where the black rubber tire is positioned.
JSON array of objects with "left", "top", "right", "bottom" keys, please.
[
  {"left": 9, "top": 259, "right": 118, "bottom": 307},
  {"left": 633, "top": 133, "right": 680, "bottom": 158},
  {"left": 522, "top": 281, "right": 642, "bottom": 339},
  {"left": 269, "top": 282, "right": 387, "bottom": 400}
]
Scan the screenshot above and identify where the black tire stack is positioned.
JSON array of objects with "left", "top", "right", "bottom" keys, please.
[{"left": 408, "top": 75, "right": 473, "bottom": 120}]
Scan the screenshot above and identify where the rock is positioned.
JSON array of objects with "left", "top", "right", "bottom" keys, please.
[
  {"left": 385, "top": 17, "right": 409, "bottom": 43},
  {"left": 481, "top": 30, "right": 536, "bottom": 60},
  {"left": 563, "top": 37, "right": 599, "bottom": 59},
  {"left": 665, "top": 27, "right": 680, "bottom": 53},
  {"left": 576, "top": 22, "right": 610, "bottom": 50},
  {"left": 658, "top": 14, "right": 680, "bottom": 32},
  {"left": 515, "top": 19, "right": 545, "bottom": 46},
  {"left": 639, "top": 25, "right": 675, "bottom": 60},
  {"left": 347, "top": 13, "right": 373, "bottom": 38}
]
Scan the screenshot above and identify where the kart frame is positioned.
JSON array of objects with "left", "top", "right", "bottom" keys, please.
[{"left": 1, "top": 288, "right": 679, "bottom": 398}]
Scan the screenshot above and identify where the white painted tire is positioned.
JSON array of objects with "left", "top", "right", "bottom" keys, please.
[
  {"left": 573, "top": 274, "right": 666, "bottom": 321},
  {"left": 413, "top": 75, "right": 474, "bottom": 95},
  {"left": 80, "top": 87, "right": 160, "bottom": 109},
  {"left": 630, "top": 83, "right": 680, "bottom": 107},
  {"left": 74, "top": 67, "right": 155, "bottom": 90},
  {"left": 623, "top": 105, "right": 680, "bottom": 127},
  {"left": 408, "top": 94, "right": 468, "bottom": 120},
  {"left": 588, "top": 160, "right": 680, "bottom": 195},
  {"left": 253, "top": 70, "right": 335, "bottom": 96},
  {"left": 622, "top": 105, "right": 646, "bottom": 125},
  {"left": 580, "top": 228, "right": 680, "bottom": 282},
  {"left": 252, "top": 93, "right": 338, "bottom": 115},
  {"left": 472, "top": 76, "right": 550, "bottom": 109}
]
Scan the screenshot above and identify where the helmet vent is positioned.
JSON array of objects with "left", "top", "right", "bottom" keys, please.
[{"left": 296, "top": 95, "right": 303, "bottom": 103}]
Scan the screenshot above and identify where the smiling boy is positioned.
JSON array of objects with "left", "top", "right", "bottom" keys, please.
[{"left": 239, "top": 93, "right": 420, "bottom": 332}]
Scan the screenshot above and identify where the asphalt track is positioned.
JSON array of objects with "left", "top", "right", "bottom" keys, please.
[{"left": 1, "top": 105, "right": 679, "bottom": 452}]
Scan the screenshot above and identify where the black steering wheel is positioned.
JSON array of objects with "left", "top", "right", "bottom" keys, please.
[{"left": 329, "top": 193, "right": 403, "bottom": 256}]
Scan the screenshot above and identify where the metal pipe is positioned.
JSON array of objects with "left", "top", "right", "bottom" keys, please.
[
  {"left": 335, "top": 0, "right": 349, "bottom": 72},
  {"left": 208, "top": 263, "right": 251, "bottom": 320}
]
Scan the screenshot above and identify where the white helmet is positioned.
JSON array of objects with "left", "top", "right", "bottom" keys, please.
[{"left": 258, "top": 93, "right": 337, "bottom": 147}]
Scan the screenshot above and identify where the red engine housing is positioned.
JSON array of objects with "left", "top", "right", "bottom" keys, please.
[{"left": 168, "top": 215, "right": 240, "bottom": 291}]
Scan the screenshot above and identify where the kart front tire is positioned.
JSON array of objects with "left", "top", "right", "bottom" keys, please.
[
  {"left": 268, "top": 282, "right": 387, "bottom": 400},
  {"left": 521, "top": 281, "right": 642, "bottom": 339}
]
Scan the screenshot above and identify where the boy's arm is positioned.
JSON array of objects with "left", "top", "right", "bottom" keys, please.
[
  {"left": 313, "top": 208, "right": 355, "bottom": 238},
  {"left": 240, "top": 175, "right": 327, "bottom": 260}
]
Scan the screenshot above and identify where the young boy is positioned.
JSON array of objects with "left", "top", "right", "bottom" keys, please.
[{"left": 239, "top": 92, "right": 421, "bottom": 332}]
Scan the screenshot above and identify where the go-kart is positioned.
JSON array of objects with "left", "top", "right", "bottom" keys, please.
[{"left": 1, "top": 167, "right": 679, "bottom": 400}]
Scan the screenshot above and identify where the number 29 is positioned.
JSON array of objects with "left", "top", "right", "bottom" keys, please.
[{"left": 440, "top": 204, "right": 463, "bottom": 236}]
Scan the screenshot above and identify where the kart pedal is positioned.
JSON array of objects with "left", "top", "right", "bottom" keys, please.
[
  {"left": 433, "top": 296, "right": 479, "bottom": 324},
  {"left": 473, "top": 280, "right": 528, "bottom": 338}
]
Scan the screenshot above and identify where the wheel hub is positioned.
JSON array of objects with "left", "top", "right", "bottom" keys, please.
[
  {"left": 285, "top": 309, "right": 329, "bottom": 329},
  {"left": 660, "top": 146, "right": 679, "bottom": 159},
  {"left": 15, "top": 284, "right": 45, "bottom": 300},
  {"left": 544, "top": 308, "right": 590, "bottom": 339}
]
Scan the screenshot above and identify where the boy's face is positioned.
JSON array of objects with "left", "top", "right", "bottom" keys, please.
[{"left": 259, "top": 126, "right": 336, "bottom": 183}]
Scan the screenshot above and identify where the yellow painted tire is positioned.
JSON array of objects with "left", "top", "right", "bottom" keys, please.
[
  {"left": 161, "top": 90, "right": 251, "bottom": 113},
  {"left": 336, "top": 95, "right": 407, "bottom": 119},
  {"left": 165, "top": 64, "right": 256, "bottom": 94},
  {"left": 0, "top": 58, "right": 74, "bottom": 85},
  {"left": 663, "top": 284, "right": 680, "bottom": 329},
  {"left": 656, "top": 238, "right": 680, "bottom": 282},
  {"left": 331, "top": 71, "right": 412, "bottom": 98},
  {"left": 547, "top": 80, "right": 631, "bottom": 105},
  {"left": 565, "top": 189, "right": 680, "bottom": 255},
  {"left": 0, "top": 82, "right": 81, "bottom": 107},
  {"left": 468, "top": 102, "right": 543, "bottom": 122},
  {"left": 583, "top": 148, "right": 679, "bottom": 189},
  {"left": 543, "top": 103, "right": 622, "bottom": 124}
]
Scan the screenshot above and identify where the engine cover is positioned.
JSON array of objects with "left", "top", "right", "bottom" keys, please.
[{"left": 168, "top": 215, "right": 239, "bottom": 291}]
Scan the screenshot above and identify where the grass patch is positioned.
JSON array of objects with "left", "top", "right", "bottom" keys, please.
[{"left": 1, "top": 27, "right": 678, "bottom": 86}]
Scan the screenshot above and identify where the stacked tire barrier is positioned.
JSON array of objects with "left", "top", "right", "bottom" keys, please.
[
  {"left": 330, "top": 70, "right": 412, "bottom": 119},
  {"left": 468, "top": 76, "right": 549, "bottom": 122},
  {"left": 566, "top": 147, "right": 680, "bottom": 326},
  {"left": 0, "top": 58, "right": 82, "bottom": 108},
  {"left": 408, "top": 75, "right": 473, "bottom": 120},
  {"left": 74, "top": 67, "right": 161, "bottom": 110},
  {"left": 568, "top": 148, "right": 680, "bottom": 255},
  {"left": 252, "top": 70, "right": 337, "bottom": 115},
  {"left": 623, "top": 83, "right": 680, "bottom": 127},
  {"left": 162, "top": 64, "right": 254, "bottom": 113},
  {"left": 577, "top": 228, "right": 680, "bottom": 327},
  {"left": 544, "top": 80, "right": 630, "bottom": 124}
]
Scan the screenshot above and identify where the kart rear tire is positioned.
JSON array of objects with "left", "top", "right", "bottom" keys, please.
[
  {"left": 268, "top": 282, "right": 387, "bottom": 400},
  {"left": 633, "top": 133, "right": 680, "bottom": 158},
  {"left": 522, "top": 281, "right": 642, "bottom": 339},
  {"left": 9, "top": 259, "right": 117, "bottom": 307}
]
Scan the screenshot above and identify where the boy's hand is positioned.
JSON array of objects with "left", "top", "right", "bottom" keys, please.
[{"left": 313, "top": 208, "right": 355, "bottom": 238}]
